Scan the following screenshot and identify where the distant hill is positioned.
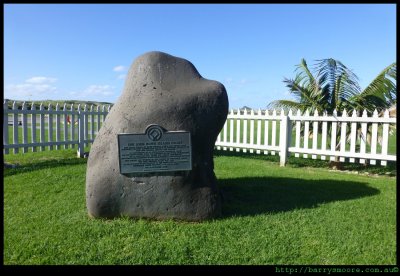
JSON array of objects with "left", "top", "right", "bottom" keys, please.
[
  {"left": 4, "top": 99, "right": 114, "bottom": 110},
  {"left": 240, "top": 106, "right": 252, "bottom": 111}
]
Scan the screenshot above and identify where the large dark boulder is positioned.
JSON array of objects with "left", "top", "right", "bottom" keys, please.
[{"left": 86, "top": 51, "right": 229, "bottom": 221}]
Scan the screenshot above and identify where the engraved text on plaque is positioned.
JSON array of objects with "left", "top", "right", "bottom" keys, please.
[{"left": 118, "top": 125, "right": 192, "bottom": 174}]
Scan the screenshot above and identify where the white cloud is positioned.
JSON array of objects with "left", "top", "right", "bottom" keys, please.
[
  {"left": 4, "top": 76, "right": 117, "bottom": 103},
  {"left": 83, "top": 85, "right": 115, "bottom": 96},
  {"left": 224, "top": 77, "right": 252, "bottom": 87},
  {"left": 26, "top": 76, "right": 57, "bottom": 84},
  {"left": 68, "top": 84, "right": 115, "bottom": 101},
  {"left": 66, "top": 85, "right": 116, "bottom": 102},
  {"left": 225, "top": 77, "right": 233, "bottom": 84},
  {"left": 69, "top": 84, "right": 115, "bottom": 99},
  {"left": 113, "top": 65, "right": 126, "bottom": 72},
  {"left": 5, "top": 77, "right": 58, "bottom": 100}
]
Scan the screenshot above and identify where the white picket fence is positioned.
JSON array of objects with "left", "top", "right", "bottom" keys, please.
[
  {"left": 4, "top": 101, "right": 397, "bottom": 166},
  {"left": 3, "top": 101, "right": 111, "bottom": 157},
  {"left": 215, "top": 108, "right": 396, "bottom": 166}
]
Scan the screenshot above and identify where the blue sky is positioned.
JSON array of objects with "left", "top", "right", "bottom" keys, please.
[{"left": 4, "top": 4, "right": 396, "bottom": 109}]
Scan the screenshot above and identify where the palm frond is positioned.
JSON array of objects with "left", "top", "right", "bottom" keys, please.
[
  {"left": 356, "top": 62, "right": 397, "bottom": 113},
  {"left": 267, "top": 100, "right": 307, "bottom": 112},
  {"left": 283, "top": 78, "right": 324, "bottom": 112},
  {"left": 315, "top": 58, "right": 360, "bottom": 110},
  {"left": 296, "top": 59, "right": 319, "bottom": 95},
  {"left": 282, "top": 78, "right": 303, "bottom": 103}
]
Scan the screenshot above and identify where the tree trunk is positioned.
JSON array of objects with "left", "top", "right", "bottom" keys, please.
[
  {"left": 329, "top": 158, "right": 343, "bottom": 170},
  {"left": 329, "top": 140, "right": 344, "bottom": 170}
]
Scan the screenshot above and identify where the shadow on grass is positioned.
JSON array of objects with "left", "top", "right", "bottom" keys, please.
[
  {"left": 3, "top": 158, "right": 87, "bottom": 177},
  {"left": 219, "top": 176, "right": 379, "bottom": 218}
]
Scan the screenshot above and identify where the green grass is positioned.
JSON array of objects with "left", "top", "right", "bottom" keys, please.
[{"left": 4, "top": 149, "right": 396, "bottom": 265}]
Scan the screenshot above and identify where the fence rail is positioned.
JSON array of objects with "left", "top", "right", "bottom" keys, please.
[
  {"left": 215, "top": 108, "right": 396, "bottom": 166},
  {"left": 3, "top": 101, "right": 111, "bottom": 157},
  {"left": 4, "top": 102, "right": 397, "bottom": 166}
]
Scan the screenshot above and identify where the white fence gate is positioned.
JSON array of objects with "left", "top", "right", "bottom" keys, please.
[
  {"left": 215, "top": 108, "right": 396, "bottom": 166},
  {"left": 3, "top": 101, "right": 111, "bottom": 157}
]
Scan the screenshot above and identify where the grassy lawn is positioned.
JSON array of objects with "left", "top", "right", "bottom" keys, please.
[{"left": 4, "top": 149, "right": 396, "bottom": 265}]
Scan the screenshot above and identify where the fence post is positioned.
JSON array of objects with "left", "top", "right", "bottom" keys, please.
[
  {"left": 3, "top": 99, "right": 9, "bottom": 154},
  {"left": 279, "top": 109, "right": 292, "bottom": 167},
  {"left": 370, "top": 109, "right": 379, "bottom": 165},
  {"left": 339, "top": 109, "right": 348, "bottom": 162},
  {"left": 55, "top": 103, "right": 60, "bottom": 150},
  {"left": 287, "top": 109, "right": 293, "bottom": 157},
  {"left": 83, "top": 104, "right": 88, "bottom": 147},
  {"left": 380, "top": 109, "right": 390, "bottom": 166},
  {"left": 359, "top": 110, "right": 368, "bottom": 164},
  {"left": 13, "top": 101, "right": 19, "bottom": 154},
  {"left": 22, "top": 102, "right": 28, "bottom": 153},
  {"left": 31, "top": 102, "right": 37, "bottom": 152},
  {"left": 63, "top": 103, "right": 68, "bottom": 149},
  {"left": 40, "top": 103, "right": 45, "bottom": 151},
  {"left": 48, "top": 103, "right": 53, "bottom": 151},
  {"left": 71, "top": 104, "right": 75, "bottom": 148},
  {"left": 271, "top": 109, "right": 277, "bottom": 155},
  {"left": 77, "top": 104, "right": 84, "bottom": 158}
]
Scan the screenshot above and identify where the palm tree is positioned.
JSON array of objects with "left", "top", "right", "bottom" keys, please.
[
  {"left": 269, "top": 58, "right": 396, "bottom": 115},
  {"left": 268, "top": 59, "right": 396, "bottom": 166}
]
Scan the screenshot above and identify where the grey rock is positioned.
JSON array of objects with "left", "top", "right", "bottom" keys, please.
[{"left": 86, "top": 51, "right": 228, "bottom": 221}]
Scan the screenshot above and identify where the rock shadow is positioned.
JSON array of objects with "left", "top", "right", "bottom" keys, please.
[{"left": 219, "top": 176, "right": 380, "bottom": 218}]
